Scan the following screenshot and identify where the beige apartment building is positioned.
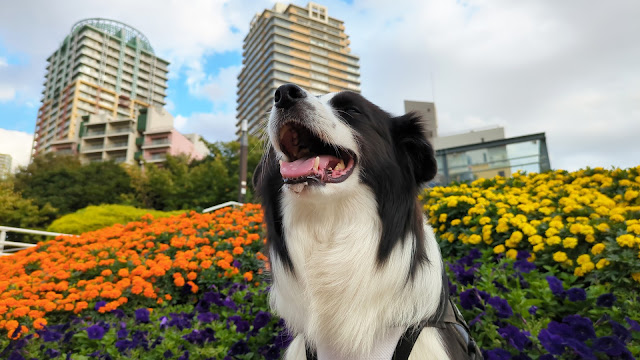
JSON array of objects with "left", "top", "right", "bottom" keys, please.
[
  {"left": 32, "top": 18, "right": 169, "bottom": 158},
  {"left": 237, "top": 2, "right": 361, "bottom": 136}
]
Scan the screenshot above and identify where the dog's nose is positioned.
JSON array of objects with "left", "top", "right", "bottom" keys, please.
[{"left": 274, "top": 84, "right": 306, "bottom": 109}]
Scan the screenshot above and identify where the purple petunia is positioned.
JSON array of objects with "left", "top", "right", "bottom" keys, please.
[
  {"left": 485, "top": 348, "right": 511, "bottom": 360},
  {"left": 253, "top": 311, "right": 272, "bottom": 331},
  {"left": 197, "top": 312, "right": 219, "bottom": 323},
  {"left": 567, "top": 288, "right": 586, "bottom": 302},
  {"left": 460, "top": 288, "right": 486, "bottom": 310},
  {"left": 563, "top": 314, "right": 596, "bottom": 341},
  {"left": 625, "top": 317, "right": 640, "bottom": 332},
  {"left": 228, "top": 340, "right": 250, "bottom": 355},
  {"left": 596, "top": 293, "right": 616, "bottom": 307},
  {"left": 498, "top": 325, "right": 531, "bottom": 351},
  {"left": 86, "top": 324, "right": 105, "bottom": 340},
  {"left": 488, "top": 296, "right": 513, "bottom": 318},
  {"left": 135, "top": 308, "right": 150, "bottom": 323},
  {"left": 228, "top": 315, "right": 250, "bottom": 333},
  {"left": 546, "top": 276, "right": 565, "bottom": 298},
  {"left": 528, "top": 305, "right": 538, "bottom": 316},
  {"left": 592, "top": 336, "right": 631, "bottom": 357},
  {"left": 610, "top": 320, "right": 631, "bottom": 343},
  {"left": 94, "top": 301, "right": 107, "bottom": 311},
  {"left": 538, "top": 329, "right": 565, "bottom": 355}
]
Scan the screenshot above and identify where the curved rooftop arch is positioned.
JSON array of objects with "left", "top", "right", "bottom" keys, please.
[{"left": 71, "top": 18, "right": 154, "bottom": 54}]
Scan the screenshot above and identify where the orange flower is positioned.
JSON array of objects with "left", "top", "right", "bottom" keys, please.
[
  {"left": 174, "top": 277, "right": 185, "bottom": 287},
  {"left": 101, "top": 269, "right": 112, "bottom": 277},
  {"left": 243, "top": 271, "right": 253, "bottom": 282},
  {"left": 33, "top": 318, "right": 47, "bottom": 330},
  {"left": 187, "top": 272, "right": 197, "bottom": 281},
  {"left": 233, "top": 247, "right": 244, "bottom": 255}
]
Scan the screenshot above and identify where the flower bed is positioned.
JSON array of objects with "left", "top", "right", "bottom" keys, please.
[
  {"left": 1, "top": 167, "right": 639, "bottom": 359},
  {"left": 423, "top": 166, "right": 640, "bottom": 359},
  {"left": 0, "top": 204, "right": 288, "bottom": 359}
]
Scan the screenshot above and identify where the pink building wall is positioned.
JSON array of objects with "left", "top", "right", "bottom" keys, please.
[{"left": 169, "top": 129, "right": 206, "bottom": 161}]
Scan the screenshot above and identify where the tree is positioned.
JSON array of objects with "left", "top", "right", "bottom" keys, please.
[{"left": 0, "top": 180, "right": 58, "bottom": 242}]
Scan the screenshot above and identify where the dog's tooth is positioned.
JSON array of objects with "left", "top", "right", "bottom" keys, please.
[
  {"left": 313, "top": 156, "right": 320, "bottom": 171},
  {"left": 335, "top": 160, "right": 345, "bottom": 171},
  {"left": 279, "top": 160, "right": 283, "bottom": 167}
]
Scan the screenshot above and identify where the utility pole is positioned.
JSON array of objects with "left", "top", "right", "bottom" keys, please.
[{"left": 238, "top": 119, "right": 248, "bottom": 203}]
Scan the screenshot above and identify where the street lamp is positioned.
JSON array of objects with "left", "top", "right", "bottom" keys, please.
[{"left": 238, "top": 119, "right": 248, "bottom": 203}]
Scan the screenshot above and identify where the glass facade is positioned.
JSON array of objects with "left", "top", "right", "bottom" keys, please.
[{"left": 434, "top": 133, "right": 550, "bottom": 185}]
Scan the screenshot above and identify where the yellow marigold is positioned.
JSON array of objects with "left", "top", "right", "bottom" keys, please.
[
  {"left": 576, "top": 254, "right": 591, "bottom": 265},
  {"left": 585, "top": 234, "right": 595, "bottom": 243},
  {"left": 451, "top": 219, "right": 461, "bottom": 226},
  {"left": 596, "top": 258, "right": 610, "bottom": 270},
  {"left": 447, "top": 199, "right": 458, "bottom": 207},
  {"left": 591, "top": 243, "right": 606, "bottom": 255},
  {"left": 624, "top": 189, "right": 639, "bottom": 202},
  {"left": 463, "top": 216, "right": 472, "bottom": 225},
  {"left": 628, "top": 223, "right": 640, "bottom": 235},
  {"left": 439, "top": 213, "right": 447, "bottom": 223},
  {"left": 506, "top": 249, "right": 518, "bottom": 260},
  {"left": 581, "top": 261, "right": 595, "bottom": 273},
  {"left": 479, "top": 217, "right": 491, "bottom": 225},
  {"left": 632, "top": 273, "right": 640, "bottom": 283},
  {"left": 574, "top": 267, "right": 585, "bottom": 277},
  {"left": 545, "top": 228, "right": 559, "bottom": 237},
  {"left": 616, "top": 234, "right": 636, "bottom": 248},
  {"left": 569, "top": 223, "right": 583, "bottom": 234},
  {"left": 533, "top": 243, "right": 545, "bottom": 252},
  {"left": 496, "top": 222, "right": 509, "bottom": 233},
  {"left": 563, "top": 237, "right": 578, "bottom": 249},
  {"left": 546, "top": 236, "right": 562, "bottom": 246},
  {"left": 493, "top": 245, "right": 506, "bottom": 254},
  {"left": 553, "top": 251, "right": 568, "bottom": 263},
  {"left": 610, "top": 214, "right": 625, "bottom": 222},
  {"left": 468, "top": 234, "right": 482, "bottom": 244},
  {"left": 528, "top": 235, "right": 543, "bottom": 245}
]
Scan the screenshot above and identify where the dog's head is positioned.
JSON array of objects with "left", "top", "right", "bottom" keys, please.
[{"left": 254, "top": 84, "right": 437, "bottom": 271}]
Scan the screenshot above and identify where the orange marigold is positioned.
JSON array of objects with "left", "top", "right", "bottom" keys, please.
[
  {"left": 33, "top": 318, "right": 47, "bottom": 330},
  {"left": 233, "top": 247, "right": 244, "bottom": 255},
  {"left": 243, "top": 271, "right": 253, "bottom": 282},
  {"left": 174, "top": 277, "right": 185, "bottom": 287},
  {"left": 187, "top": 272, "right": 197, "bottom": 281}
]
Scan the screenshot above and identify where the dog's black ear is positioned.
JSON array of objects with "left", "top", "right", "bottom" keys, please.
[{"left": 391, "top": 112, "right": 437, "bottom": 184}]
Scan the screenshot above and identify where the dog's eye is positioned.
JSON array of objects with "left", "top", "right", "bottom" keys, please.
[{"left": 344, "top": 106, "right": 361, "bottom": 114}]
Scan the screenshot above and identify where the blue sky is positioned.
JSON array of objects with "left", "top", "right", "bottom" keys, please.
[{"left": 1, "top": 0, "right": 639, "bottom": 172}]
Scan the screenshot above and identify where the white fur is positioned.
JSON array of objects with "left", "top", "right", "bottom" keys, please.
[{"left": 269, "top": 88, "right": 451, "bottom": 359}]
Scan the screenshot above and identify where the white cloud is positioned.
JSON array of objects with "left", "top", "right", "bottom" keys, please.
[
  {"left": 175, "top": 112, "right": 237, "bottom": 143},
  {"left": 187, "top": 65, "right": 241, "bottom": 108},
  {"left": 0, "top": 57, "right": 7, "bottom": 67},
  {"left": 0, "top": 129, "right": 33, "bottom": 172},
  {"left": 0, "top": 87, "right": 16, "bottom": 102},
  {"left": 174, "top": 114, "right": 188, "bottom": 130}
]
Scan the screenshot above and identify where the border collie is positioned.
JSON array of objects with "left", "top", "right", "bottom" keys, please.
[{"left": 254, "top": 84, "right": 481, "bottom": 359}]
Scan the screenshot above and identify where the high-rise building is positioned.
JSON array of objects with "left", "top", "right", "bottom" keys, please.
[
  {"left": 404, "top": 100, "right": 438, "bottom": 142},
  {"left": 0, "top": 153, "right": 11, "bottom": 179},
  {"left": 32, "top": 18, "right": 170, "bottom": 158},
  {"left": 237, "top": 2, "right": 361, "bottom": 136}
]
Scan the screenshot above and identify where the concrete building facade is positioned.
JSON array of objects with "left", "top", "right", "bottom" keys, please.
[
  {"left": 77, "top": 106, "right": 208, "bottom": 166},
  {"left": 32, "top": 18, "right": 169, "bottom": 158},
  {"left": 404, "top": 100, "right": 438, "bottom": 141},
  {"left": 0, "top": 154, "right": 11, "bottom": 179},
  {"left": 237, "top": 2, "right": 361, "bottom": 136}
]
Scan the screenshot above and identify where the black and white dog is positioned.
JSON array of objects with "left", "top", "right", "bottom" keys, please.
[{"left": 254, "top": 84, "right": 481, "bottom": 359}]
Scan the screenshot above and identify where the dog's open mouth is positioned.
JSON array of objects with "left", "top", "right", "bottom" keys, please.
[{"left": 278, "top": 122, "right": 356, "bottom": 187}]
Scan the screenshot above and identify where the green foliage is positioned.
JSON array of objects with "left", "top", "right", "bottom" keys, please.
[
  {"left": 0, "top": 180, "right": 57, "bottom": 229},
  {"left": 47, "top": 204, "right": 184, "bottom": 234},
  {"left": 13, "top": 153, "right": 134, "bottom": 215}
]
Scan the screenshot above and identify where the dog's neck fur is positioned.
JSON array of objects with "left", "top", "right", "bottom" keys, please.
[{"left": 270, "top": 184, "right": 445, "bottom": 358}]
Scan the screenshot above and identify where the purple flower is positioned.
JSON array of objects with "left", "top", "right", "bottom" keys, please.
[
  {"left": 547, "top": 321, "right": 573, "bottom": 340},
  {"left": 41, "top": 329, "right": 63, "bottom": 342},
  {"left": 528, "top": 305, "right": 538, "bottom": 316},
  {"left": 183, "top": 328, "right": 216, "bottom": 345},
  {"left": 94, "top": 301, "right": 107, "bottom": 311},
  {"left": 135, "top": 308, "right": 150, "bottom": 323},
  {"left": 592, "top": 336, "right": 631, "bottom": 357},
  {"left": 513, "top": 260, "right": 536, "bottom": 273},
  {"left": 563, "top": 338, "right": 596, "bottom": 360},
  {"left": 458, "top": 248, "right": 482, "bottom": 267},
  {"left": 546, "top": 276, "right": 565, "bottom": 298},
  {"left": 177, "top": 350, "right": 190, "bottom": 360},
  {"left": 223, "top": 296, "right": 238, "bottom": 310},
  {"left": 625, "top": 317, "right": 640, "bottom": 332},
  {"left": 498, "top": 325, "right": 531, "bottom": 351},
  {"left": 253, "top": 311, "right": 272, "bottom": 331},
  {"left": 163, "top": 350, "right": 173, "bottom": 359},
  {"left": 563, "top": 314, "right": 596, "bottom": 341},
  {"left": 538, "top": 355, "right": 556, "bottom": 360},
  {"left": 228, "top": 340, "right": 250, "bottom": 355},
  {"left": 492, "top": 280, "right": 509, "bottom": 293},
  {"left": 44, "top": 348, "right": 60, "bottom": 358},
  {"left": 538, "top": 329, "right": 565, "bottom": 355},
  {"left": 228, "top": 315, "right": 250, "bottom": 333},
  {"left": 610, "top": 320, "right": 631, "bottom": 343},
  {"left": 596, "top": 293, "right": 616, "bottom": 307},
  {"left": 8, "top": 352, "right": 25, "bottom": 360},
  {"left": 485, "top": 348, "right": 511, "bottom": 360},
  {"left": 117, "top": 328, "right": 129, "bottom": 339},
  {"left": 567, "top": 288, "right": 586, "bottom": 302},
  {"left": 86, "top": 324, "right": 105, "bottom": 340},
  {"left": 449, "top": 263, "right": 476, "bottom": 285},
  {"left": 469, "top": 311, "right": 485, "bottom": 327},
  {"left": 460, "top": 288, "right": 485, "bottom": 310},
  {"left": 488, "top": 296, "right": 513, "bottom": 318},
  {"left": 197, "top": 312, "right": 219, "bottom": 323}
]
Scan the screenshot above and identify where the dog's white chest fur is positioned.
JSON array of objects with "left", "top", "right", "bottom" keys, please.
[{"left": 269, "top": 186, "right": 445, "bottom": 358}]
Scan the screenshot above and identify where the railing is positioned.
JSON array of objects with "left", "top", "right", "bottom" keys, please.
[
  {"left": 0, "top": 226, "right": 73, "bottom": 256},
  {"left": 202, "top": 201, "right": 244, "bottom": 213}
]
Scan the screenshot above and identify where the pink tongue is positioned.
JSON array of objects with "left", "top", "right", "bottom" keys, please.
[{"left": 280, "top": 156, "right": 335, "bottom": 179}]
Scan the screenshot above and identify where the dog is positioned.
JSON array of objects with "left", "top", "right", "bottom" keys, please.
[{"left": 254, "top": 84, "right": 481, "bottom": 359}]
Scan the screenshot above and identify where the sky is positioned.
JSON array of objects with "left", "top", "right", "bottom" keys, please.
[{"left": 0, "top": 0, "right": 639, "bottom": 173}]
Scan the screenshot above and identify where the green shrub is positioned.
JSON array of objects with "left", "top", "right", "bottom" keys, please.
[{"left": 47, "top": 204, "right": 185, "bottom": 234}]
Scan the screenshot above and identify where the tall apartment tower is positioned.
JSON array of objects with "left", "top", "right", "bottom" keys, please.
[
  {"left": 32, "top": 18, "right": 169, "bottom": 158},
  {"left": 237, "top": 2, "right": 361, "bottom": 136}
]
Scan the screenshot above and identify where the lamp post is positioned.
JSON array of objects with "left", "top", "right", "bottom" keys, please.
[{"left": 238, "top": 119, "right": 248, "bottom": 203}]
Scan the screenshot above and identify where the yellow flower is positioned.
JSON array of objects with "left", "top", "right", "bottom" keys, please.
[
  {"left": 591, "top": 243, "right": 605, "bottom": 255},
  {"left": 506, "top": 249, "right": 518, "bottom": 260},
  {"left": 624, "top": 189, "right": 639, "bottom": 202},
  {"left": 581, "top": 261, "right": 595, "bottom": 273},
  {"left": 576, "top": 254, "right": 591, "bottom": 265},
  {"left": 451, "top": 219, "right": 461, "bottom": 226},
  {"left": 563, "top": 237, "right": 578, "bottom": 249},
  {"left": 546, "top": 236, "right": 562, "bottom": 246},
  {"left": 479, "top": 217, "right": 491, "bottom": 225},
  {"left": 438, "top": 213, "right": 447, "bottom": 223},
  {"left": 533, "top": 243, "right": 545, "bottom": 252},
  {"left": 553, "top": 251, "right": 568, "bottom": 262},
  {"left": 632, "top": 273, "right": 640, "bottom": 283},
  {"left": 616, "top": 234, "right": 636, "bottom": 248},
  {"left": 545, "top": 227, "right": 559, "bottom": 237},
  {"left": 468, "top": 234, "right": 482, "bottom": 245},
  {"left": 596, "top": 258, "right": 610, "bottom": 269},
  {"left": 496, "top": 222, "right": 509, "bottom": 233}
]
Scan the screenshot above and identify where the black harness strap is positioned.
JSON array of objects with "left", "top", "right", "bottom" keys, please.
[{"left": 305, "top": 298, "right": 482, "bottom": 360}]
